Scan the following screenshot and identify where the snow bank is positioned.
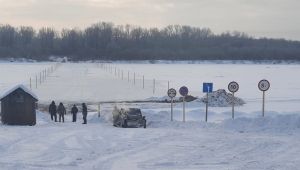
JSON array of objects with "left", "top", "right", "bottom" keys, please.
[
  {"left": 221, "top": 114, "right": 300, "bottom": 133},
  {"left": 199, "top": 89, "right": 245, "bottom": 107}
]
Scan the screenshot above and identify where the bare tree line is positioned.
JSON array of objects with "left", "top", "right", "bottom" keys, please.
[{"left": 1, "top": 22, "right": 300, "bottom": 61}]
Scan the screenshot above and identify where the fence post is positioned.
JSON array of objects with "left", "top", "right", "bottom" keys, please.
[
  {"left": 36, "top": 75, "right": 38, "bottom": 88},
  {"left": 128, "top": 71, "right": 129, "bottom": 82},
  {"left": 153, "top": 79, "right": 155, "bottom": 94},
  {"left": 98, "top": 103, "right": 101, "bottom": 117},
  {"left": 143, "top": 75, "right": 145, "bottom": 89},
  {"left": 40, "top": 72, "right": 42, "bottom": 84}
]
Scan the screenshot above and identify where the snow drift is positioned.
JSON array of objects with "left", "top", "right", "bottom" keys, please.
[{"left": 199, "top": 89, "right": 246, "bottom": 107}]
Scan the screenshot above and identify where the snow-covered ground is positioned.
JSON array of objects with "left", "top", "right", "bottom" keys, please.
[{"left": 0, "top": 62, "right": 300, "bottom": 170}]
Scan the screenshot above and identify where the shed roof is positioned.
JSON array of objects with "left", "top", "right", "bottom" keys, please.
[{"left": 0, "top": 84, "right": 38, "bottom": 101}]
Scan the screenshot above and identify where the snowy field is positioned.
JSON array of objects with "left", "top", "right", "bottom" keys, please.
[{"left": 1, "top": 62, "right": 300, "bottom": 170}]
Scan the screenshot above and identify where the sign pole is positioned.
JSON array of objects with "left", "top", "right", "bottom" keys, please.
[
  {"left": 258, "top": 79, "right": 270, "bottom": 117},
  {"left": 183, "top": 96, "right": 185, "bottom": 122},
  {"left": 171, "top": 98, "right": 173, "bottom": 121},
  {"left": 262, "top": 91, "right": 265, "bottom": 117},
  {"left": 168, "top": 88, "right": 177, "bottom": 122},
  {"left": 232, "top": 92, "right": 235, "bottom": 119},
  {"left": 206, "top": 92, "right": 208, "bottom": 122}
]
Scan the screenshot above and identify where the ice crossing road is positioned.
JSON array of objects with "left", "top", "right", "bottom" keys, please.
[{"left": 32, "top": 63, "right": 166, "bottom": 104}]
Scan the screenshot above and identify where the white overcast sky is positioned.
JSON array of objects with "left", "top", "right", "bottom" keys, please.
[{"left": 0, "top": 0, "right": 299, "bottom": 40}]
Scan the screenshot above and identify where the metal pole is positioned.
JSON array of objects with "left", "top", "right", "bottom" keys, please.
[
  {"left": 36, "top": 75, "right": 38, "bottom": 89},
  {"left": 168, "top": 81, "right": 169, "bottom": 90},
  {"left": 40, "top": 72, "right": 42, "bottom": 84},
  {"left": 128, "top": 71, "right": 129, "bottom": 82},
  {"left": 262, "top": 91, "right": 265, "bottom": 117},
  {"left": 30, "top": 77, "right": 32, "bottom": 89},
  {"left": 171, "top": 98, "right": 174, "bottom": 121},
  {"left": 143, "top": 75, "right": 145, "bottom": 89},
  {"left": 183, "top": 96, "right": 186, "bottom": 122},
  {"left": 98, "top": 103, "right": 100, "bottom": 117},
  {"left": 122, "top": 70, "right": 124, "bottom": 80},
  {"left": 153, "top": 79, "right": 155, "bottom": 94},
  {"left": 206, "top": 92, "right": 208, "bottom": 122},
  {"left": 232, "top": 92, "right": 235, "bottom": 119},
  {"left": 134, "top": 73, "right": 135, "bottom": 85}
]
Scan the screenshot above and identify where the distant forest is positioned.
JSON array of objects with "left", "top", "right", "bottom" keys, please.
[{"left": 1, "top": 22, "right": 300, "bottom": 61}]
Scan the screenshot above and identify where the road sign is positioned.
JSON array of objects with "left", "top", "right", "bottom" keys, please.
[
  {"left": 258, "top": 79, "right": 270, "bottom": 91},
  {"left": 168, "top": 88, "right": 177, "bottom": 98},
  {"left": 258, "top": 79, "right": 270, "bottom": 117},
  {"left": 203, "top": 83, "right": 213, "bottom": 93},
  {"left": 228, "top": 81, "right": 239, "bottom": 93},
  {"left": 179, "top": 86, "right": 189, "bottom": 96}
]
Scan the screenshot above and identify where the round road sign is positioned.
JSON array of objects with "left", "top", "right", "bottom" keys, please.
[
  {"left": 179, "top": 86, "right": 189, "bottom": 96},
  {"left": 258, "top": 79, "right": 270, "bottom": 91},
  {"left": 168, "top": 88, "right": 177, "bottom": 98},
  {"left": 228, "top": 81, "right": 239, "bottom": 93}
]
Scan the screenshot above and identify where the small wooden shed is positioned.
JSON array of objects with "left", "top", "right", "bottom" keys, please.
[{"left": 0, "top": 84, "right": 38, "bottom": 125}]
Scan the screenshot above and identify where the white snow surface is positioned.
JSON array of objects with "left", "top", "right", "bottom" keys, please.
[{"left": 1, "top": 62, "right": 300, "bottom": 169}]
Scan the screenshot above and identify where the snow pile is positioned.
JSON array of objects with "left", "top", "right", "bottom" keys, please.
[
  {"left": 199, "top": 89, "right": 245, "bottom": 107},
  {"left": 222, "top": 114, "right": 300, "bottom": 133}
]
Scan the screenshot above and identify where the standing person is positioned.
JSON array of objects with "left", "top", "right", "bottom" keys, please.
[
  {"left": 49, "top": 101, "right": 57, "bottom": 122},
  {"left": 82, "top": 103, "right": 87, "bottom": 124},
  {"left": 71, "top": 104, "right": 78, "bottom": 122},
  {"left": 57, "top": 102, "right": 66, "bottom": 123}
]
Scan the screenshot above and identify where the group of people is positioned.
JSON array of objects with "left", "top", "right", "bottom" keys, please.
[{"left": 49, "top": 101, "right": 88, "bottom": 124}]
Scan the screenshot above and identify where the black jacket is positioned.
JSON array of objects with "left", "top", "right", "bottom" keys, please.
[
  {"left": 71, "top": 106, "right": 78, "bottom": 114},
  {"left": 57, "top": 104, "right": 66, "bottom": 115},
  {"left": 49, "top": 103, "right": 57, "bottom": 114},
  {"left": 82, "top": 105, "right": 87, "bottom": 116}
]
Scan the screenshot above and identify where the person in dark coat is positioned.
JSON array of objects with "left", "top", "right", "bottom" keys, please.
[
  {"left": 71, "top": 104, "right": 78, "bottom": 122},
  {"left": 49, "top": 101, "right": 57, "bottom": 122},
  {"left": 82, "top": 103, "right": 87, "bottom": 124},
  {"left": 57, "top": 102, "right": 66, "bottom": 122}
]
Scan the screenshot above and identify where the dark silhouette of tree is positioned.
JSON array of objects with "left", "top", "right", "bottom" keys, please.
[{"left": 0, "top": 22, "right": 300, "bottom": 61}]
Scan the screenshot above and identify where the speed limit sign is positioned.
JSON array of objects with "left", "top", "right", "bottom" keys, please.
[
  {"left": 258, "top": 79, "right": 270, "bottom": 91},
  {"left": 228, "top": 81, "right": 239, "bottom": 93},
  {"left": 167, "top": 88, "right": 177, "bottom": 98}
]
